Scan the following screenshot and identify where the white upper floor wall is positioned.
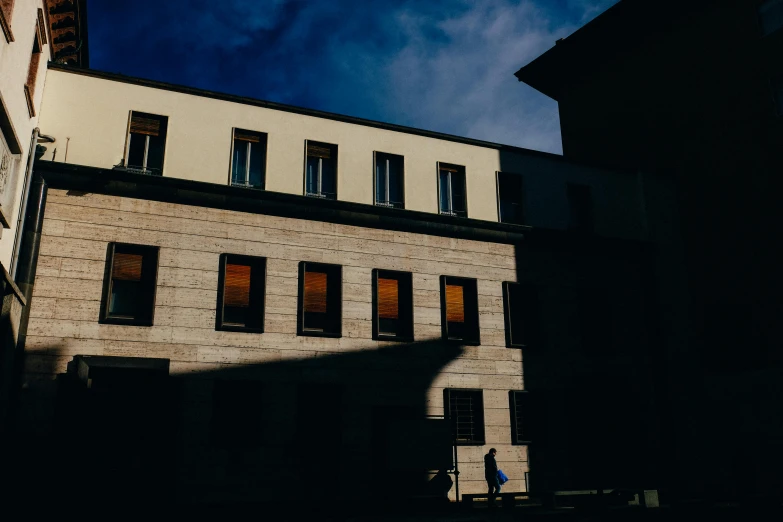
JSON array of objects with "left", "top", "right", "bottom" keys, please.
[{"left": 37, "top": 67, "right": 649, "bottom": 241}]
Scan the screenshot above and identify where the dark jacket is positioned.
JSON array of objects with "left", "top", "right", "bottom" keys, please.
[{"left": 484, "top": 452, "right": 498, "bottom": 480}]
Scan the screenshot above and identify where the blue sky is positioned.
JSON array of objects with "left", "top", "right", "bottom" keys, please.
[{"left": 87, "top": 0, "right": 618, "bottom": 154}]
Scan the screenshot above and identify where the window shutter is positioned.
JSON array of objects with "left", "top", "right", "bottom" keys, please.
[
  {"left": 304, "top": 270, "right": 328, "bottom": 313},
  {"left": 224, "top": 263, "right": 251, "bottom": 308},
  {"left": 445, "top": 284, "right": 465, "bottom": 323},
  {"left": 130, "top": 114, "right": 161, "bottom": 136},
  {"left": 377, "top": 277, "right": 399, "bottom": 319},
  {"left": 112, "top": 253, "right": 143, "bottom": 281},
  {"left": 440, "top": 164, "right": 459, "bottom": 173},
  {"left": 0, "top": 1, "right": 14, "bottom": 22},
  {"left": 234, "top": 131, "right": 261, "bottom": 143},
  {"left": 307, "top": 143, "right": 331, "bottom": 159}
]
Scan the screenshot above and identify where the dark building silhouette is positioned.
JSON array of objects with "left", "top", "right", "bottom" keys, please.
[{"left": 517, "top": 0, "right": 783, "bottom": 501}]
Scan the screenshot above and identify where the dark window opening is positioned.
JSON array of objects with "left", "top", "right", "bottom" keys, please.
[
  {"left": 509, "top": 390, "right": 531, "bottom": 444},
  {"left": 440, "top": 276, "right": 480, "bottom": 345},
  {"left": 503, "top": 282, "right": 541, "bottom": 348},
  {"left": 578, "top": 288, "right": 613, "bottom": 356},
  {"left": 100, "top": 243, "right": 159, "bottom": 326},
  {"left": 298, "top": 262, "right": 342, "bottom": 337},
  {"left": 444, "top": 389, "right": 485, "bottom": 445},
  {"left": 759, "top": 0, "right": 783, "bottom": 36},
  {"left": 211, "top": 379, "right": 263, "bottom": 448},
  {"left": 216, "top": 254, "right": 266, "bottom": 332},
  {"left": 438, "top": 163, "right": 467, "bottom": 217},
  {"left": 773, "top": 76, "right": 783, "bottom": 116},
  {"left": 567, "top": 183, "right": 593, "bottom": 232},
  {"left": 124, "top": 112, "right": 168, "bottom": 175},
  {"left": 305, "top": 141, "right": 337, "bottom": 200},
  {"left": 372, "top": 269, "right": 413, "bottom": 341},
  {"left": 374, "top": 152, "right": 404, "bottom": 208},
  {"left": 231, "top": 129, "right": 267, "bottom": 189},
  {"left": 497, "top": 171, "right": 525, "bottom": 225}
]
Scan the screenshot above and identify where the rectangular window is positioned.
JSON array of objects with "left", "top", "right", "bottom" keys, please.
[
  {"left": 773, "top": 76, "right": 783, "bottom": 116},
  {"left": 100, "top": 243, "right": 159, "bottom": 326},
  {"left": 124, "top": 111, "right": 169, "bottom": 175},
  {"left": 567, "top": 183, "right": 593, "bottom": 232},
  {"left": 760, "top": 0, "right": 783, "bottom": 36},
  {"left": 444, "top": 389, "right": 485, "bottom": 445},
  {"left": 298, "top": 261, "right": 342, "bottom": 337},
  {"left": 509, "top": 390, "right": 531, "bottom": 444},
  {"left": 0, "top": 0, "right": 15, "bottom": 43},
  {"left": 211, "top": 379, "right": 263, "bottom": 448},
  {"left": 231, "top": 129, "right": 267, "bottom": 189},
  {"left": 438, "top": 163, "right": 467, "bottom": 217},
  {"left": 503, "top": 282, "right": 541, "bottom": 348},
  {"left": 440, "top": 276, "right": 480, "bottom": 345},
  {"left": 372, "top": 269, "right": 413, "bottom": 341},
  {"left": 497, "top": 171, "right": 525, "bottom": 225},
  {"left": 216, "top": 254, "right": 266, "bottom": 332},
  {"left": 23, "top": 12, "right": 45, "bottom": 117},
  {"left": 374, "top": 152, "right": 404, "bottom": 208},
  {"left": 305, "top": 140, "right": 337, "bottom": 200}
]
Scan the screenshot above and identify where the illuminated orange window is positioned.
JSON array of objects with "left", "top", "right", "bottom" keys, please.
[
  {"left": 217, "top": 255, "right": 265, "bottom": 331},
  {"left": 101, "top": 243, "right": 159, "bottom": 325},
  {"left": 373, "top": 270, "right": 413, "bottom": 340},
  {"left": 299, "top": 262, "right": 341, "bottom": 336},
  {"left": 440, "top": 276, "right": 479, "bottom": 344}
]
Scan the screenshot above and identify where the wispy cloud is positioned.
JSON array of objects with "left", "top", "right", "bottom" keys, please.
[{"left": 88, "top": 0, "right": 618, "bottom": 154}]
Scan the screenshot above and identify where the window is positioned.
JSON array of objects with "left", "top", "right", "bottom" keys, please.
[
  {"left": 1, "top": 0, "right": 15, "bottom": 43},
  {"left": 759, "top": 0, "right": 783, "bottom": 36},
  {"left": 444, "top": 389, "right": 485, "bottom": 445},
  {"left": 438, "top": 163, "right": 467, "bottom": 217},
  {"left": 497, "top": 171, "right": 525, "bottom": 225},
  {"left": 305, "top": 140, "right": 337, "bottom": 199},
  {"left": 23, "top": 10, "right": 46, "bottom": 117},
  {"left": 440, "top": 276, "right": 480, "bottom": 345},
  {"left": 773, "top": 76, "right": 783, "bottom": 116},
  {"left": 123, "top": 111, "right": 169, "bottom": 175},
  {"left": 216, "top": 254, "right": 266, "bottom": 332},
  {"left": 211, "top": 379, "right": 263, "bottom": 448},
  {"left": 230, "top": 129, "right": 267, "bottom": 188},
  {"left": 372, "top": 269, "right": 413, "bottom": 341},
  {"left": 374, "top": 152, "right": 404, "bottom": 208},
  {"left": 298, "top": 262, "right": 342, "bottom": 337},
  {"left": 509, "top": 391, "right": 531, "bottom": 444},
  {"left": 100, "top": 243, "right": 159, "bottom": 326},
  {"left": 567, "top": 183, "right": 593, "bottom": 232},
  {"left": 578, "top": 288, "right": 613, "bottom": 355},
  {"left": 503, "top": 282, "right": 541, "bottom": 348}
]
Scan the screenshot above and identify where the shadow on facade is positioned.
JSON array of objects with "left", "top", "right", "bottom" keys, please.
[{"left": 10, "top": 339, "right": 464, "bottom": 514}]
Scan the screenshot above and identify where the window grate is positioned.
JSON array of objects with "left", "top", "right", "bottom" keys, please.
[
  {"left": 445, "top": 389, "right": 484, "bottom": 445},
  {"left": 510, "top": 391, "right": 531, "bottom": 444}
]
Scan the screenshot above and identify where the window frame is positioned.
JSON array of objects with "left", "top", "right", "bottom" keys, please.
[
  {"left": 0, "top": 0, "right": 15, "bottom": 43},
  {"left": 502, "top": 282, "right": 541, "bottom": 349},
  {"left": 496, "top": 171, "right": 526, "bottom": 226},
  {"left": 303, "top": 139, "right": 338, "bottom": 200},
  {"left": 439, "top": 275, "right": 480, "bottom": 346},
  {"left": 372, "top": 269, "right": 414, "bottom": 342},
  {"left": 509, "top": 390, "right": 532, "bottom": 445},
  {"left": 123, "top": 111, "right": 169, "bottom": 176},
  {"left": 437, "top": 162, "right": 468, "bottom": 217},
  {"left": 444, "top": 388, "right": 485, "bottom": 446},
  {"left": 215, "top": 253, "right": 266, "bottom": 333},
  {"left": 229, "top": 128, "right": 268, "bottom": 189},
  {"left": 373, "top": 151, "right": 405, "bottom": 209},
  {"left": 99, "top": 242, "right": 159, "bottom": 327},
  {"left": 297, "top": 261, "right": 342, "bottom": 338}
]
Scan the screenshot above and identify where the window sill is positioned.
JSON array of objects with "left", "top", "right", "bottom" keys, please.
[
  {"left": 439, "top": 211, "right": 467, "bottom": 218},
  {"left": 0, "top": 12, "right": 13, "bottom": 43},
  {"left": 445, "top": 337, "right": 481, "bottom": 346},
  {"left": 305, "top": 192, "right": 336, "bottom": 200},
  {"left": 454, "top": 440, "right": 486, "bottom": 446},
  {"left": 23, "top": 85, "right": 35, "bottom": 118},
  {"left": 297, "top": 329, "right": 342, "bottom": 338},
  {"left": 216, "top": 324, "right": 265, "bottom": 334},
  {"left": 231, "top": 182, "right": 264, "bottom": 190},
  {"left": 512, "top": 440, "right": 533, "bottom": 446},
  {"left": 99, "top": 317, "right": 154, "bottom": 327},
  {"left": 374, "top": 334, "right": 414, "bottom": 343},
  {"left": 374, "top": 201, "right": 404, "bottom": 210}
]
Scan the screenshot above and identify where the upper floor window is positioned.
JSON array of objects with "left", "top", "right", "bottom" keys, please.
[
  {"left": 124, "top": 111, "right": 168, "bottom": 176},
  {"left": 305, "top": 140, "right": 337, "bottom": 200},
  {"left": 231, "top": 129, "right": 267, "bottom": 189},
  {"left": 374, "top": 152, "right": 404, "bottom": 208},
  {"left": 298, "top": 261, "right": 342, "bottom": 337},
  {"left": 216, "top": 254, "right": 266, "bottom": 332},
  {"left": 23, "top": 10, "right": 46, "bottom": 117},
  {"left": 438, "top": 163, "right": 467, "bottom": 217},
  {"left": 503, "top": 282, "right": 541, "bottom": 348},
  {"left": 440, "top": 276, "right": 480, "bottom": 345},
  {"left": 759, "top": 0, "right": 783, "bottom": 36},
  {"left": 497, "top": 171, "right": 525, "bottom": 225},
  {"left": 567, "top": 183, "right": 593, "bottom": 232},
  {"left": 0, "top": 0, "right": 15, "bottom": 43},
  {"left": 100, "top": 243, "right": 159, "bottom": 326},
  {"left": 372, "top": 269, "right": 413, "bottom": 341}
]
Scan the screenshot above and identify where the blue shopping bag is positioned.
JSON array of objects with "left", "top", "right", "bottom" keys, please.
[{"left": 497, "top": 469, "right": 509, "bottom": 485}]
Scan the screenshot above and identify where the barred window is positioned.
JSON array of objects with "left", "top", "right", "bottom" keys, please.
[
  {"left": 509, "top": 390, "right": 531, "bottom": 444},
  {"left": 444, "top": 389, "right": 485, "bottom": 445}
]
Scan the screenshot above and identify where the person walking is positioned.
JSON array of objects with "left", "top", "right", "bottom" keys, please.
[{"left": 484, "top": 448, "right": 500, "bottom": 507}]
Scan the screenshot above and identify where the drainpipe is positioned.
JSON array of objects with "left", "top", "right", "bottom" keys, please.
[{"left": 14, "top": 173, "right": 48, "bottom": 303}]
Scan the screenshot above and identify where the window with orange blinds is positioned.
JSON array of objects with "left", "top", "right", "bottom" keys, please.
[
  {"left": 125, "top": 111, "right": 168, "bottom": 175},
  {"left": 217, "top": 254, "right": 265, "bottom": 331},
  {"left": 373, "top": 270, "right": 413, "bottom": 340},
  {"left": 101, "top": 243, "right": 159, "bottom": 325},
  {"left": 298, "top": 262, "right": 342, "bottom": 336},
  {"left": 440, "top": 276, "right": 479, "bottom": 344}
]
